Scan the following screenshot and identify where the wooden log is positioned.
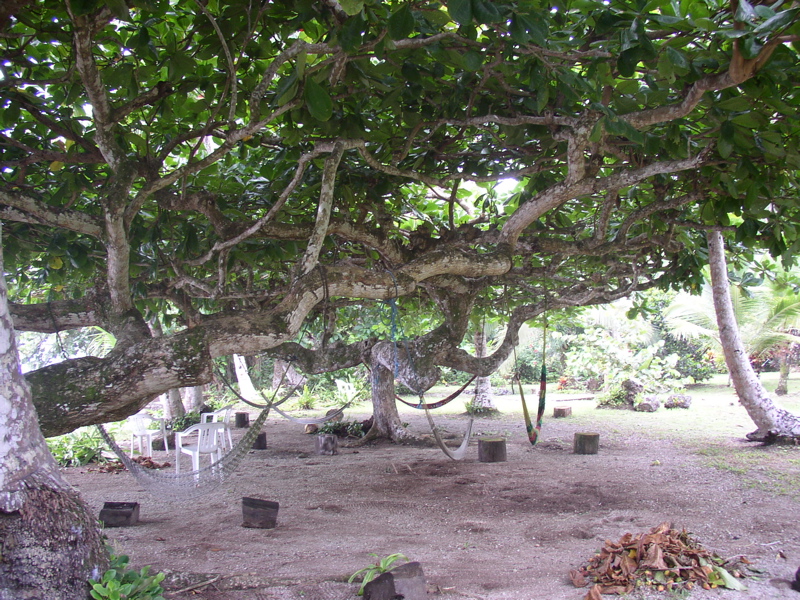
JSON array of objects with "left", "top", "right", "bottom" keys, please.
[
  {"left": 553, "top": 406, "right": 572, "bottom": 418},
  {"left": 573, "top": 432, "right": 600, "bottom": 455},
  {"left": 234, "top": 412, "right": 250, "bottom": 428},
  {"left": 315, "top": 434, "right": 338, "bottom": 455},
  {"left": 478, "top": 437, "right": 507, "bottom": 463}
]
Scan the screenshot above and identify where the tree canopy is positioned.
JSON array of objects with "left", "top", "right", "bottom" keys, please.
[{"left": 2, "top": 0, "right": 799, "bottom": 436}]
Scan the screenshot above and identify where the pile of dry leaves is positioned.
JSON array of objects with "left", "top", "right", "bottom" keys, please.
[
  {"left": 570, "top": 522, "right": 751, "bottom": 598},
  {"left": 87, "top": 456, "right": 171, "bottom": 474}
]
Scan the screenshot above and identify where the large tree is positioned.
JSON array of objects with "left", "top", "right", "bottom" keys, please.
[
  {"left": 1, "top": 0, "right": 799, "bottom": 444},
  {"left": 0, "top": 230, "right": 107, "bottom": 598}
]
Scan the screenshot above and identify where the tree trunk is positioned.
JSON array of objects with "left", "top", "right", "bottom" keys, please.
[
  {"left": 164, "top": 388, "right": 186, "bottom": 418},
  {"left": 182, "top": 386, "right": 204, "bottom": 412},
  {"left": 0, "top": 236, "right": 107, "bottom": 599},
  {"left": 775, "top": 348, "right": 790, "bottom": 396},
  {"left": 272, "top": 358, "right": 306, "bottom": 389},
  {"left": 471, "top": 328, "right": 497, "bottom": 412},
  {"left": 234, "top": 354, "right": 259, "bottom": 402},
  {"left": 707, "top": 230, "right": 800, "bottom": 441},
  {"left": 363, "top": 358, "right": 412, "bottom": 442}
]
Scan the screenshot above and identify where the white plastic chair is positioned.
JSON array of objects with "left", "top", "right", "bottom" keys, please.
[
  {"left": 200, "top": 404, "right": 234, "bottom": 450},
  {"left": 128, "top": 413, "right": 168, "bottom": 457},
  {"left": 175, "top": 422, "right": 225, "bottom": 474}
]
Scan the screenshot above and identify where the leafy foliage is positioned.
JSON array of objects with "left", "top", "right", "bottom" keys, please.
[
  {"left": 89, "top": 553, "right": 165, "bottom": 600},
  {"left": 3, "top": 0, "right": 800, "bottom": 433},
  {"left": 46, "top": 427, "right": 108, "bottom": 467}
]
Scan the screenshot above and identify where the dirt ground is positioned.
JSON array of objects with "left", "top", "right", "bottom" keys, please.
[{"left": 64, "top": 390, "right": 800, "bottom": 600}]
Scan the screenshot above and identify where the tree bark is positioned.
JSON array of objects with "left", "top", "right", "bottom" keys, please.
[
  {"left": 272, "top": 359, "right": 306, "bottom": 389},
  {"left": 182, "top": 386, "right": 205, "bottom": 412},
  {"left": 707, "top": 230, "right": 800, "bottom": 441},
  {"left": 362, "top": 357, "right": 412, "bottom": 443},
  {"left": 471, "top": 327, "right": 497, "bottom": 412},
  {"left": 775, "top": 348, "right": 790, "bottom": 396},
  {"left": 0, "top": 233, "right": 107, "bottom": 599}
]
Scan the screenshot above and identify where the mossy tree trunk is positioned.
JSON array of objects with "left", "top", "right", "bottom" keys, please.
[{"left": 0, "top": 234, "right": 107, "bottom": 599}]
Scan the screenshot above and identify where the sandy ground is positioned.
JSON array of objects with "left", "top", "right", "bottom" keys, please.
[{"left": 65, "top": 392, "right": 800, "bottom": 600}]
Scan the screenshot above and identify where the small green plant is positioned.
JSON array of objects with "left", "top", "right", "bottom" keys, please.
[
  {"left": 318, "top": 420, "right": 365, "bottom": 438},
  {"left": 89, "top": 553, "right": 166, "bottom": 600},
  {"left": 166, "top": 411, "right": 201, "bottom": 432},
  {"left": 46, "top": 427, "right": 108, "bottom": 467},
  {"left": 293, "top": 384, "right": 318, "bottom": 410},
  {"left": 348, "top": 553, "right": 408, "bottom": 595}
]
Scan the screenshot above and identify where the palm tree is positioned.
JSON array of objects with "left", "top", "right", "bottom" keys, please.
[{"left": 664, "top": 268, "right": 800, "bottom": 394}]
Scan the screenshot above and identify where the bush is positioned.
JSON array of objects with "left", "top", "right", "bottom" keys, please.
[
  {"left": 47, "top": 427, "right": 108, "bottom": 467},
  {"left": 318, "top": 420, "right": 365, "bottom": 438},
  {"left": 166, "top": 411, "right": 201, "bottom": 432}
]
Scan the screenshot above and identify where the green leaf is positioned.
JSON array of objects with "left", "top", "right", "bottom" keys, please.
[
  {"left": 339, "top": 0, "right": 364, "bottom": 16},
  {"left": 304, "top": 78, "right": 333, "bottom": 121},
  {"left": 665, "top": 47, "right": 689, "bottom": 72},
  {"left": 448, "top": 0, "right": 472, "bottom": 25},
  {"left": 735, "top": 0, "right": 756, "bottom": 22},
  {"left": 473, "top": 0, "right": 501, "bottom": 23},
  {"left": 753, "top": 8, "right": 799, "bottom": 34},
  {"left": 712, "top": 566, "right": 748, "bottom": 591},
  {"left": 717, "top": 96, "right": 752, "bottom": 111},
  {"left": 388, "top": 4, "right": 415, "bottom": 40},
  {"left": 105, "top": 0, "right": 131, "bottom": 21},
  {"left": 617, "top": 48, "right": 640, "bottom": 77}
]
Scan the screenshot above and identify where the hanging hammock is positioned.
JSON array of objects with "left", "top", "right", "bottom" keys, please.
[
  {"left": 518, "top": 318, "right": 548, "bottom": 446},
  {"left": 395, "top": 374, "right": 477, "bottom": 410},
  {"left": 217, "top": 366, "right": 358, "bottom": 425},
  {"left": 96, "top": 383, "right": 298, "bottom": 500},
  {"left": 421, "top": 394, "right": 475, "bottom": 460}
]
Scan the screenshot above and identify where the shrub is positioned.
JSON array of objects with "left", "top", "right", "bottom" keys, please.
[
  {"left": 47, "top": 427, "right": 108, "bottom": 467},
  {"left": 166, "top": 411, "right": 201, "bottom": 432}
]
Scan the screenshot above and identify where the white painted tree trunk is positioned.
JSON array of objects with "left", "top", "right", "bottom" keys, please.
[
  {"left": 234, "top": 354, "right": 260, "bottom": 403},
  {"left": 472, "top": 328, "right": 497, "bottom": 411},
  {"left": 707, "top": 230, "right": 800, "bottom": 441},
  {"left": 0, "top": 232, "right": 107, "bottom": 597}
]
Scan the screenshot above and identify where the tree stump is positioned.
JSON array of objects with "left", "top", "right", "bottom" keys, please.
[
  {"left": 315, "top": 434, "right": 338, "bottom": 455},
  {"left": 478, "top": 437, "right": 507, "bottom": 462},
  {"left": 241, "top": 497, "right": 279, "bottom": 529},
  {"left": 573, "top": 432, "right": 600, "bottom": 455},
  {"left": 235, "top": 412, "right": 250, "bottom": 428},
  {"left": 252, "top": 432, "right": 267, "bottom": 449},
  {"left": 99, "top": 502, "right": 140, "bottom": 527},
  {"left": 553, "top": 406, "right": 572, "bottom": 418}
]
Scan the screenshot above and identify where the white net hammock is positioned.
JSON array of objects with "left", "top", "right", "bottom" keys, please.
[{"left": 95, "top": 387, "right": 294, "bottom": 500}]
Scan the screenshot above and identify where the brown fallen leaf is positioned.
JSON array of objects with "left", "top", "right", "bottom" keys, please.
[
  {"left": 569, "top": 569, "right": 588, "bottom": 588},
  {"left": 584, "top": 584, "right": 603, "bottom": 600}
]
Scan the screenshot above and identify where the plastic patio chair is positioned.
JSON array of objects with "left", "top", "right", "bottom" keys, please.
[
  {"left": 200, "top": 404, "right": 234, "bottom": 450},
  {"left": 175, "top": 422, "right": 225, "bottom": 474},
  {"left": 128, "top": 413, "right": 168, "bottom": 457}
]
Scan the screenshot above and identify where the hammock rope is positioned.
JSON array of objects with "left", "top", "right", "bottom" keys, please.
[{"left": 96, "top": 377, "right": 298, "bottom": 500}]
